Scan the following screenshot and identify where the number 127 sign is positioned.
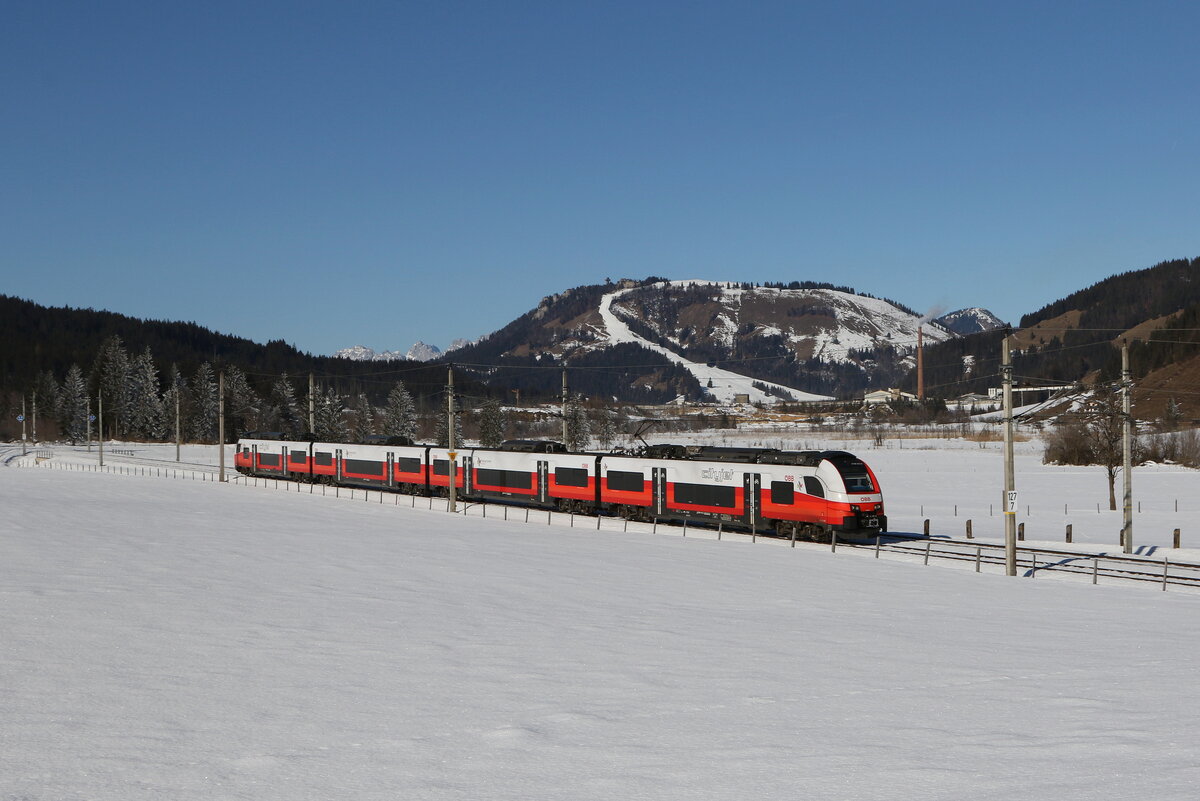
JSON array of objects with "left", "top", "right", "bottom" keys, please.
[{"left": 1005, "top": 490, "right": 1018, "bottom": 514}]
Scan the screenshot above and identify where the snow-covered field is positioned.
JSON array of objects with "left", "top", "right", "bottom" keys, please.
[{"left": 3, "top": 437, "right": 1199, "bottom": 799}]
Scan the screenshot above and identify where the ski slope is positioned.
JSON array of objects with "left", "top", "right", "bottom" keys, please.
[{"left": 599, "top": 281, "right": 832, "bottom": 404}]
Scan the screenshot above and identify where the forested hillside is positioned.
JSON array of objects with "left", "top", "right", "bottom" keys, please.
[
  {"left": 907, "top": 257, "right": 1200, "bottom": 401},
  {"left": 0, "top": 295, "right": 477, "bottom": 442}
]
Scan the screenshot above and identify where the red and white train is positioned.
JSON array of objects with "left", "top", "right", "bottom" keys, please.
[{"left": 235, "top": 436, "right": 886, "bottom": 539}]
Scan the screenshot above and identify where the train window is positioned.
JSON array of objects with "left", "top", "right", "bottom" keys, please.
[
  {"left": 315, "top": 452, "right": 333, "bottom": 467},
  {"left": 258, "top": 453, "right": 280, "bottom": 467},
  {"left": 674, "top": 482, "right": 737, "bottom": 508},
  {"left": 345, "top": 459, "right": 384, "bottom": 476},
  {"left": 477, "top": 468, "right": 534, "bottom": 490},
  {"left": 804, "top": 476, "right": 825, "bottom": 498},
  {"left": 842, "top": 474, "right": 875, "bottom": 492},
  {"left": 432, "top": 460, "right": 450, "bottom": 476},
  {"left": 770, "top": 481, "right": 794, "bottom": 505},
  {"left": 607, "top": 470, "right": 645, "bottom": 493},
  {"left": 555, "top": 467, "right": 589, "bottom": 487},
  {"left": 290, "top": 450, "right": 307, "bottom": 462},
  {"left": 395, "top": 457, "right": 422, "bottom": 474}
]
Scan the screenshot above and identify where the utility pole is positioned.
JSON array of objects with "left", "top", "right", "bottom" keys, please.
[
  {"left": 308, "top": 373, "right": 316, "bottom": 434},
  {"left": 218, "top": 371, "right": 226, "bottom": 482},
  {"left": 1002, "top": 334, "right": 1017, "bottom": 576},
  {"left": 98, "top": 393, "right": 104, "bottom": 468},
  {"left": 21, "top": 396, "right": 27, "bottom": 456},
  {"left": 562, "top": 369, "right": 569, "bottom": 445},
  {"left": 175, "top": 384, "right": 181, "bottom": 462},
  {"left": 31, "top": 390, "right": 37, "bottom": 442},
  {"left": 448, "top": 365, "right": 457, "bottom": 513},
  {"left": 1122, "top": 340, "right": 1133, "bottom": 554},
  {"left": 87, "top": 397, "right": 92, "bottom": 452}
]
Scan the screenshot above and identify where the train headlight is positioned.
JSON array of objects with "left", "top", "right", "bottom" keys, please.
[{"left": 850, "top": 504, "right": 861, "bottom": 512}]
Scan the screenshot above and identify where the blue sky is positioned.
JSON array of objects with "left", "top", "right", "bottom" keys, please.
[{"left": 2, "top": 1, "right": 1197, "bottom": 356}]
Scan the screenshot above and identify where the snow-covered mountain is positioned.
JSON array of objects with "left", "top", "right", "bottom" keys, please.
[
  {"left": 333, "top": 344, "right": 410, "bottom": 362},
  {"left": 450, "top": 279, "right": 960, "bottom": 403},
  {"left": 335, "top": 340, "right": 475, "bottom": 362},
  {"left": 404, "top": 341, "right": 443, "bottom": 362},
  {"left": 934, "top": 307, "right": 1006, "bottom": 335}
]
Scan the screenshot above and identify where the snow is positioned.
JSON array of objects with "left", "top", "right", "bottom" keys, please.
[
  {"left": 599, "top": 282, "right": 831, "bottom": 404},
  {"left": 3, "top": 437, "right": 1200, "bottom": 799}
]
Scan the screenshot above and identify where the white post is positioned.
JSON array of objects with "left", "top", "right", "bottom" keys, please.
[
  {"left": 98, "top": 393, "right": 104, "bottom": 467},
  {"left": 21, "top": 396, "right": 27, "bottom": 456}
]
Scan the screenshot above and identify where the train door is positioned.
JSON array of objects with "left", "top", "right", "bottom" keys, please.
[
  {"left": 537, "top": 461, "right": 549, "bottom": 504},
  {"left": 336, "top": 448, "right": 343, "bottom": 483},
  {"left": 386, "top": 452, "right": 395, "bottom": 488},
  {"left": 653, "top": 467, "right": 667, "bottom": 517},
  {"left": 744, "top": 472, "right": 761, "bottom": 528},
  {"left": 251, "top": 443, "right": 258, "bottom": 475},
  {"left": 463, "top": 455, "right": 473, "bottom": 495}
]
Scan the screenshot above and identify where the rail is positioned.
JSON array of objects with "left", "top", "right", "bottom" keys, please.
[
  {"left": 833, "top": 534, "right": 1200, "bottom": 591},
  {"left": 18, "top": 457, "right": 1200, "bottom": 592}
]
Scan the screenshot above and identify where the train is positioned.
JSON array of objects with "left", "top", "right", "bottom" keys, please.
[{"left": 234, "top": 435, "right": 886, "bottom": 539}]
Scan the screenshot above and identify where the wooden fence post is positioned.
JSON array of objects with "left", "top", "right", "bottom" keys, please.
[
  {"left": 1174, "top": 528, "right": 1181, "bottom": 549},
  {"left": 1066, "top": 524, "right": 1072, "bottom": 543},
  {"left": 923, "top": 519, "right": 930, "bottom": 537},
  {"left": 1018, "top": 522, "right": 1024, "bottom": 541},
  {"left": 966, "top": 519, "right": 973, "bottom": 539}
]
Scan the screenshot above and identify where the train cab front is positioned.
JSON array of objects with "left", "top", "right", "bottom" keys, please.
[{"left": 821, "top": 452, "right": 887, "bottom": 537}]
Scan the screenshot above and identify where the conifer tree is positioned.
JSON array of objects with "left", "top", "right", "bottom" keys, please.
[
  {"left": 382, "top": 381, "right": 417, "bottom": 441},
  {"left": 594, "top": 408, "right": 618, "bottom": 450},
  {"left": 92, "top": 336, "right": 130, "bottom": 437},
  {"left": 33, "top": 370, "right": 61, "bottom": 439},
  {"left": 128, "top": 347, "right": 165, "bottom": 439},
  {"left": 564, "top": 393, "right": 590, "bottom": 451},
  {"left": 223, "top": 365, "right": 259, "bottom": 435},
  {"left": 189, "top": 362, "right": 218, "bottom": 442},
  {"left": 477, "top": 398, "right": 506, "bottom": 447},
  {"left": 57, "top": 364, "right": 88, "bottom": 444},
  {"left": 352, "top": 393, "right": 375, "bottom": 442},
  {"left": 314, "top": 386, "right": 348, "bottom": 440},
  {"left": 270, "top": 373, "right": 303, "bottom": 437}
]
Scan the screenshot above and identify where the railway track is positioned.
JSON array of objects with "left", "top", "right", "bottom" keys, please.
[
  {"left": 12, "top": 452, "right": 1200, "bottom": 591},
  {"left": 834, "top": 534, "right": 1200, "bottom": 590}
]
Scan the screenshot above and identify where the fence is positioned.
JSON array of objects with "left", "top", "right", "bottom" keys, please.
[{"left": 21, "top": 457, "right": 1200, "bottom": 592}]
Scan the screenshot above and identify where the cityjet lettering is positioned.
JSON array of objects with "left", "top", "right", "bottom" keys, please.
[{"left": 700, "top": 468, "right": 735, "bottom": 482}]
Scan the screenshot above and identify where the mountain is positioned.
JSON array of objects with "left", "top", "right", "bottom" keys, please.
[
  {"left": 335, "top": 340, "right": 476, "bottom": 363},
  {"left": 934, "top": 308, "right": 1006, "bottom": 335},
  {"left": 405, "top": 342, "right": 443, "bottom": 362},
  {"left": 910, "top": 257, "right": 1200, "bottom": 418},
  {"left": 333, "top": 345, "right": 409, "bottom": 362},
  {"left": 451, "top": 279, "right": 956, "bottom": 402}
]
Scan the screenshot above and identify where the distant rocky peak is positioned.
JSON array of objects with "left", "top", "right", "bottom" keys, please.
[
  {"left": 934, "top": 308, "right": 1006, "bottom": 336},
  {"left": 405, "top": 341, "right": 443, "bottom": 362}
]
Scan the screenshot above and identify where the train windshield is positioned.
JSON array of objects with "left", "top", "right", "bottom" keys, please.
[
  {"left": 829, "top": 457, "right": 876, "bottom": 493},
  {"left": 842, "top": 473, "right": 875, "bottom": 493}
]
